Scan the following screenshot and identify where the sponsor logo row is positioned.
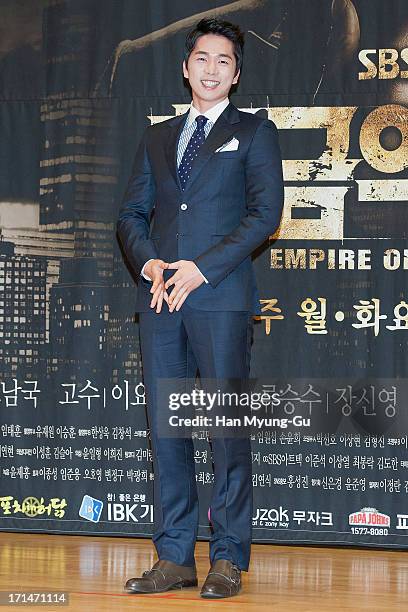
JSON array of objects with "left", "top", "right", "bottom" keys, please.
[{"left": 78, "top": 495, "right": 408, "bottom": 537}]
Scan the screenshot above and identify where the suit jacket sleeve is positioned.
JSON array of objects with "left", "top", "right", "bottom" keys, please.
[
  {"left": 193, "top": 119, "right": 284, "bottom": 288},
  {"left": 116, "top": 128, "right": 158, "bottom": 279}
]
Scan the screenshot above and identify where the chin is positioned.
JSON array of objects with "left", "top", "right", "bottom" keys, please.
[{"left": 201, "top": 88, "right": 225, "bottom": 99}]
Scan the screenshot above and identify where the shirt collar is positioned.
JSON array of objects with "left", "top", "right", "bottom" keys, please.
[{"left": 187, "top": 97, "right": 230, "bottom": 127}]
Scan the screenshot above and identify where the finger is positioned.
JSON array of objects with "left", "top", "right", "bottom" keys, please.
[
  {"left": 168, "top": 275, "right": 191, "bottom": 302},
  {"left": 150, "top": 282, "right": 161, "bottom": 307},
  {"left": 167, "top": 261, "right": 181, "bottom": 269},
  {"left": 174, "top": 289, "right": 190, "bottom": 311},
  {"left": 150, "top": 283, "right": 163, "bottom": 308},
  {"left": 150, "top": 271, "right": 165, "bottom": 293},
  {"left": 150, "top": 278, "right": 161, "bottom": 293},
  {"left": 164, "top": 273, "right": 179, "bottom": 291},
  {"left": 155, "top": 289, "right": 164, "bottom": 313},
  {"left": 169, "top": 285, "right": 189, "bottom": 312},
  {"left": 150, "top": 274, "right": 164, "bottom": 293},
  {"left": 168, "top": 281, "right": 183, "bottom": 304}
]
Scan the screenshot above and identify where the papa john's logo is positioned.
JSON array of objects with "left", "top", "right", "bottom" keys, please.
[{"left": 348, "top": 507, "right": 390, "bottom": 527}]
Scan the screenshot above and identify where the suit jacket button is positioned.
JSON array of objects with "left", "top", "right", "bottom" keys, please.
[{"left": 180, "top": 203, "right": 188, "bottom": 210}]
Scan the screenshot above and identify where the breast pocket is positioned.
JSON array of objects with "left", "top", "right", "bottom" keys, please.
[{"left": 214, "top": 151, "right": 239, "bottom": 159}]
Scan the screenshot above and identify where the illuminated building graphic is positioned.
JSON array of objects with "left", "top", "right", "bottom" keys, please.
[{"left": 0, "top": 241, "right": 47, "bottom": 377}]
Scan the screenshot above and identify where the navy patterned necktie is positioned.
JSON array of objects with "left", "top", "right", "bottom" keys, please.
[{"left": 178, "top": 115, "right": 208, "bottom": 190}]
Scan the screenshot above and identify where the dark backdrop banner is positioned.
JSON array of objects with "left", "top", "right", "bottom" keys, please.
[{"left": 1, "top": 0, "right": 408, "bottom": 548}]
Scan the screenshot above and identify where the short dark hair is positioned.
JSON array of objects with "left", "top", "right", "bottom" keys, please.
[{"left": 184, "top": 17, "right": 244, "bottom": 76}]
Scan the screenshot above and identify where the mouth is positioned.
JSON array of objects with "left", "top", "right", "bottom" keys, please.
[{"left": 201, "top": 79, "right": 220, "bottom": 89}]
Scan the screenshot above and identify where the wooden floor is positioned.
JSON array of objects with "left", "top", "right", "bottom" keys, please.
[{"left": 0, "top": 533, "right": 407, "bottom": 610}]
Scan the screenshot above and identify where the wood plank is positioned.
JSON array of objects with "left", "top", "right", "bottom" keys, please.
[{"left": 0, "top": 533, "right": 406, "bottom": 610}]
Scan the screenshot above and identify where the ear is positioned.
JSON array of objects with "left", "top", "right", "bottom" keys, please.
[
  {"left": 182, "top": 60, "right": 188, "bottom": 79},
  {"left": 232, "top": 68, "right": 240, "bottom": 85}
]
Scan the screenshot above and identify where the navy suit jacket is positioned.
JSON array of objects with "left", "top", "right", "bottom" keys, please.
[{"left": 117, "top": 102, "right": 284, "bottom": 314}]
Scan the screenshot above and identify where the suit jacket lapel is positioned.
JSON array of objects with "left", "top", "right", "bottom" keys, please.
[
  {"left": 164, "top": 111, "right": 188, "bottom": 191},
  {"left": 164, "top": 102, "right": 240, "bottom": 193}
]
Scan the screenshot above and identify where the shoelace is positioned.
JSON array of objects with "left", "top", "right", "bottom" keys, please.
[
  {"left": 142, "top": 568, "right": 165, "bottom": 578},
  {"left": 208, "top": 564, "right": 241, "bottom": 584}
]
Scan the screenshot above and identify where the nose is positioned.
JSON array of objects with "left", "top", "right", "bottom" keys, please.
[{"left": 204, "top": 57, "right": 218, "bottom": 75}]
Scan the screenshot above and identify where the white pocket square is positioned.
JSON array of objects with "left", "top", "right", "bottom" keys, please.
[{"left": 215, "top": 137, "right": 239, "bottom": 152}]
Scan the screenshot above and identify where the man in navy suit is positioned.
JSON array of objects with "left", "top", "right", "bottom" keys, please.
[{"left": 117, "top": 17, "right": 283, "bottom": 599}]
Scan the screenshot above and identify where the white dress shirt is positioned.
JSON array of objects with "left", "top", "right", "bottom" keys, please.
[{"left": 141, "top": 97, "right": 230, "bottom": 283}]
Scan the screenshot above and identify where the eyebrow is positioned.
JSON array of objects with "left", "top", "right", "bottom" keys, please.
[{"left": 193, "top": 50, "right": 233, "bottom": 60}]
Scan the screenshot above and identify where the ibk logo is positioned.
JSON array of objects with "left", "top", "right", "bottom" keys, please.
[
  {"left": 107, "top": 503, "right": 154, "bottom": 523},
  {"left": 79, "top": 495, "right": 103, "bottom": 523},
  {"left": 349, "top": 507, "right": 390, "bottom": 527},
  {"left": 396, "top": 514, "right": 408, "bottom": 530}
]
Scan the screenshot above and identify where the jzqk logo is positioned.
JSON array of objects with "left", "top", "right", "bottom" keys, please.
[
  {"left": 252, "top": 507, "right": 333, "bottom": 529},
  {"left": 348, "top": 507, "right": 390, "bottom": 536},
  {"left": 253, "top": 506, "right": 289, "bottom": 528}
]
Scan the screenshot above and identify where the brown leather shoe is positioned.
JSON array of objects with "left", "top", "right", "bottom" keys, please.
[
  {"left": 200, "top": 559, "right": 242, "bottom": 598},
  {"left": 125, "top": 559, "right": 198, "bottom": 594}
]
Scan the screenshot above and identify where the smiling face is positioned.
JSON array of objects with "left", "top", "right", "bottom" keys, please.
[{"left": 182, "top": 33, "right": 240, "bottom": 113}]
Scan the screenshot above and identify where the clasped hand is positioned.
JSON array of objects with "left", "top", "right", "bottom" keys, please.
[{"left": 145, "top": 259, "right": 205, "bottom": 313}]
